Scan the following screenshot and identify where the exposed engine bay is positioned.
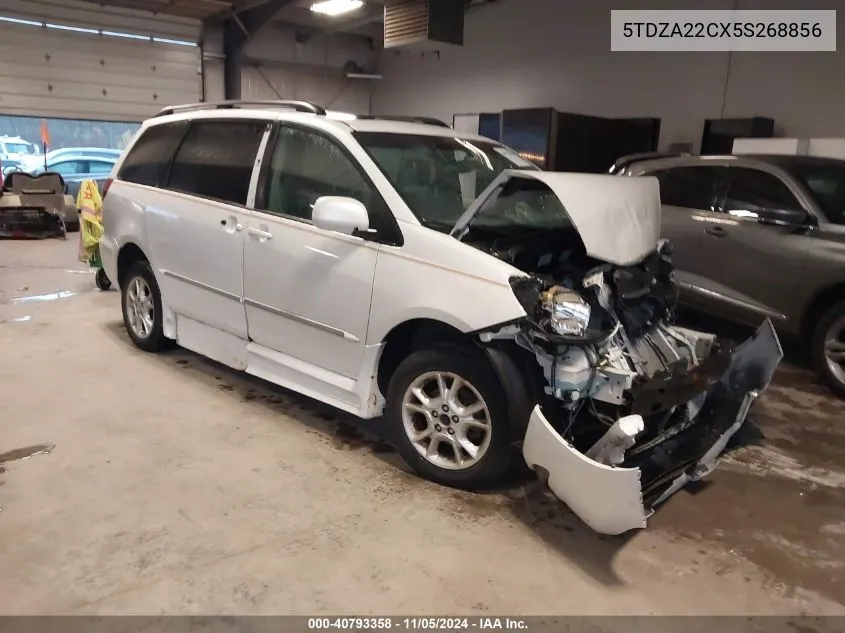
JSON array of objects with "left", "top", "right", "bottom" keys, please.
[{"left": 465, "top": 224, "right": 782, "bottom": 533}]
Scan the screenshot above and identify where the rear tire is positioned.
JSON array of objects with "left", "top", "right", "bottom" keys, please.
[
  {"left": 121, "top": 261, "right": 171, "bottom": 353},
  {"left": 95, "top": 268, "right": 111, "bottom": 291},
  {"left": 385, "top": 346, "right": 512, "bottom": 489},
  {"left": 811, "top": 301, "right": 845, "bottom": 399}
]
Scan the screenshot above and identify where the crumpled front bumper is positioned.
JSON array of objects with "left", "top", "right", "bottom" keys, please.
[{"left": 522, "top": 319, "right": 783, "bottom": 535}]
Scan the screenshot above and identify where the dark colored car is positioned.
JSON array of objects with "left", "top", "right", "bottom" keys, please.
[{"left": 616, "top": 153, "right": 845, "bottom": 397}]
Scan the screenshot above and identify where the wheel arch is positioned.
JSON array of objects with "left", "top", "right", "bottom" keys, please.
[
  {"left": 376, "top": 318, "right": 469, "bottom": 396},
  {"left": 376, "top": 318, "right": 536, "bottom": 442},
  {"left": 801, "top": 282, "right": 845, "bottom": 339},
  {"left": 116, "top": 242, "right": 150, "bottom": 289}
]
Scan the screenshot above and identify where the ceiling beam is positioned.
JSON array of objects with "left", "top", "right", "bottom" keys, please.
[{"left": 222, "top": 0, "right": 298, "bottom": 99}]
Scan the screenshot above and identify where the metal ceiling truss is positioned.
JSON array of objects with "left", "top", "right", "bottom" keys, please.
[{"left": 222, "top": 0, "right": 299, "bottom": 99}]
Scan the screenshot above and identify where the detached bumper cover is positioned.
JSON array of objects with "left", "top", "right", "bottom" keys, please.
[
  {"left": 0, "top": 206, "right": 66, "bottom": 239},
  {"left": 522, "top": 319, "right": 783, "bottom": 535}
]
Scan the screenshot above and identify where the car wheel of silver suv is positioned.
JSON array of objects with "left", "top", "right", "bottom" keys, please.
[
  {"left": 385, "top": 345, "right": 512, "bottom": 489},
  {"left": 812, "top": 301, "right": 845, "bottom": 399},
  {"left": 121, "top": 261, "right": 172, "bottom": 353}
]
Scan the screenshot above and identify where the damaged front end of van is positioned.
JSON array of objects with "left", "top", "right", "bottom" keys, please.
[{"left": 454, "top": 171, "right": 783, "bottom": 535}]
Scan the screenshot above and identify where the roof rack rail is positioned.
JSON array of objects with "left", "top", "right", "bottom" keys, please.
[
  {"left": 608, "top": 151, "right": 691, "bottom": 174},
  {"left": 355, "top": 115, "right": 452, "bottom": 128},
  {"left": 155, "top": 100, "right": 327, "bottom": 118}
]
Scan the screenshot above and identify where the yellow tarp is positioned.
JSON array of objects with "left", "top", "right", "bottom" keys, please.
[{"left": 77, "top": 179, "right": 104, "bottom": 264}]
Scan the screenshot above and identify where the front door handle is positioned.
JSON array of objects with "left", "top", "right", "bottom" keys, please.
[
  {"left": 705, "top": 225, "right": 727, "bottom": 238},
  {"left": 248, "top": 227, "right": 273, "bottom": 241}
]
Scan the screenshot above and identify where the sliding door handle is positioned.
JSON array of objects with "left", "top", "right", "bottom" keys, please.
[{"left": 248, "top": 227, "right": 273, "bottom": 240}]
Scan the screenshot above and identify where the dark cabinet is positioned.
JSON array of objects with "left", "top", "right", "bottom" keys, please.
[
  {"left": 700, "top": 117, "right": 774, "bottom": 155},
  {"left": 499, "top": 108, "right": 661, "bottom": 172}
]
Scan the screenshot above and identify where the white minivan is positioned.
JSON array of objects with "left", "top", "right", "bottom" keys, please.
[{"left": 101, "top": 100, "right": 782, "bottom": 535}]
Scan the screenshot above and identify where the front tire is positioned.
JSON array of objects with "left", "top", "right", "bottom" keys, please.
[
  {"left": 385, "top": 346, "right": 512, "bottom": 489},
  {"left": 812, "top": 301, "right": 845, "bottom": 399},
  {"left": 121, "top": 261, "right": 170, "bottom": 353}
]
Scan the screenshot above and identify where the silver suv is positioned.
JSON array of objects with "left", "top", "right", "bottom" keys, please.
[{"left": 618, "top": 153, "right": 845, "bottom": 396}]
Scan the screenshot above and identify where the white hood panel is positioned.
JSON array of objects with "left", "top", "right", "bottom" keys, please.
[
  {"left": 453, "top": 170, "right": 662, "bottom": 267},
  {"left": 526, "top": 172, "right": 661, "bottom": 266}
]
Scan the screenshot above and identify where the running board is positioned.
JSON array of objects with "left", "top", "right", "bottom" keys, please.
[{"left": 245, "top": 343, "right": 364, "bottom": 416}]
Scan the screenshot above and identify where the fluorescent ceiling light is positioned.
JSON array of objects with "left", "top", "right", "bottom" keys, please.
[
  {"left": 346, "top": 72, "right": 382, "bottom": 80},
  {"left": 310, "top": 0, "right": 364, "bottom": 17}
]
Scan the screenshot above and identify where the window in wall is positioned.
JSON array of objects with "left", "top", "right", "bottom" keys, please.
[{"left": 167, "top": 120, "right": 267, "bottom": 206}]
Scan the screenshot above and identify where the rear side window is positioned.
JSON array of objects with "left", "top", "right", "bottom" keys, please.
[
  {"left": 118, "top": 122, "right": 187, "bottom": 187},
  {"left": 650, "top": 166, "right": 724, "bottom": 210},
  {"left": 168, "top": 120, "right": 267, "bottom": 206}
]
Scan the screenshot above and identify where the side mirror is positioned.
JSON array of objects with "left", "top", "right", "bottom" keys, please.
[
  {"left": 757, "top": 207, "right": 813, "bottom": 228},
  {"left": 312, "top": 196, "right": 370, "bottom": 236}
]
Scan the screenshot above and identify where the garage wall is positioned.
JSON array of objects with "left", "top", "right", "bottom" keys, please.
[
  {"left": 0, "top": 0, "right": 201, "bottom": 121},
  {"left": 372, "top": 0, "right": 845, "bottom": 150},
  {"left": 240, "top": 25, "right": 376, "bottom": 114}
]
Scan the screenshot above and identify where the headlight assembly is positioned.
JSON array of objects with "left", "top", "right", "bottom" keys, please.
[{"left": 542, "top": 286, "right": 592, "bottom": 337}]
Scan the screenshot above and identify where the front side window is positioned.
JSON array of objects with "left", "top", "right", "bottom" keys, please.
[
  {"left": 725, "top": 168, "right": 803, "bottom": 217},
  {"left": 4, "top": 143, "right": 36, "bottom": 155},
  {"left": 356, "top": 132, "right": 536, "bottom": 232},
  {"left": 259, "top": 125, "right": 381, "bottom": 223},
  {"left": 51, "top": 160, "right": 86, "bottom": 176},
  {"left": 168, "top": 120, "right": 266, "bottom": 206},
  {"left": 784, "top": 163, "right": 845, "bottom": 225},
  {"left": 650, "top": 166, "right": 723, "bottom": 211},
  {"left": 119, "top": 122, "right": 188, "bottom": 188}
]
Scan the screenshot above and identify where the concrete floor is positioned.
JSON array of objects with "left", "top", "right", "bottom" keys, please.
[{"left": 1, "top": 237, "right": 844, "bottom": 616}]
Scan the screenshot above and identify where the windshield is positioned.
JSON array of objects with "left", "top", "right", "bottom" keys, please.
[
  {"left": 4, "top": 143, "right": 36, "bottom": 155},
  {"left": 469, "top": 178, "right": 573, "bottom": 236},
  {"left": 787, "top": 163, "right": 845, "bottom": 225},
  {"left": 355, "top": 132, "right": 538, "bottom": 231}
]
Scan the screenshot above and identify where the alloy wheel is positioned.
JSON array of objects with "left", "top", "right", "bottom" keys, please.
[
  {"left": 401, "top": 371, "right": 492, "bottom": 471},
  {"left": 125, "top": 276, "right": 155, "bottom": 340}
]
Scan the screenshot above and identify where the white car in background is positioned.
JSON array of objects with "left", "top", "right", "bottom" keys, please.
[
  {"left": 100, "top": 101, "right": 781, "bottom": 535},
  {"left": 0, "top": 135, "right": 40, "bottom": 171}
]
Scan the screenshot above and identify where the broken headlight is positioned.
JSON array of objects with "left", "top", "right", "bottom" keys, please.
[{"left": 541, "top": 287, "right": 591, "bottom": 337}]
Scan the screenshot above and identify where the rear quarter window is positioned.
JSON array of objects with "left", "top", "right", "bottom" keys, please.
[{"left": 118, "top": 122, "right": 188, "bottom": 188}]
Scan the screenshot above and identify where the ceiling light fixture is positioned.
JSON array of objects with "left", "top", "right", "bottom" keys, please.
[
  {"left": 310, "top": 0, "right": 364, "bottom": 17},
  {"left": 346, "top": 71, "right": 382, "bottom": 80}
]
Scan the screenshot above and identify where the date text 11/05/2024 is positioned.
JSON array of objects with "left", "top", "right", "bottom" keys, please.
[{"left": 307, "top": 618, "right": 529, "bottom": 630}]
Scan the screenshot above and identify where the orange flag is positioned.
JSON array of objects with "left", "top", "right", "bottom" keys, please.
[{"left": 40, "top": 120, "right": 51, "bottom": 148}]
